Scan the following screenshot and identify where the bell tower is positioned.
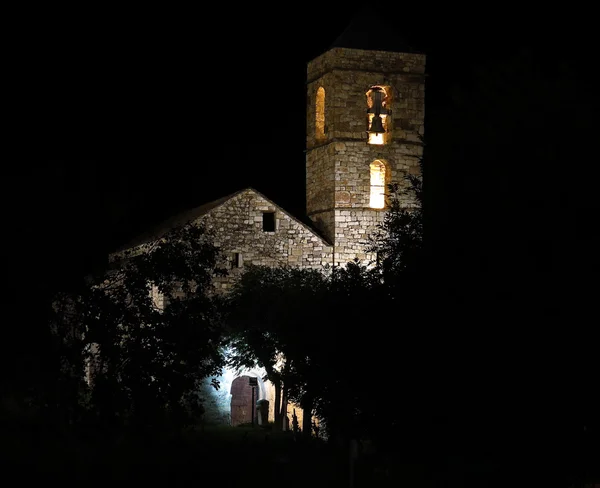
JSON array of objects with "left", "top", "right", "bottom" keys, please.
[{"left": 305, "top": 32, "right": 426, "bottom": 266}]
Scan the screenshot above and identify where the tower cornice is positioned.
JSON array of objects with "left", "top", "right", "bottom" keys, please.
[{"left": 307, "top": 67, "right": 425, "bottom": 85}]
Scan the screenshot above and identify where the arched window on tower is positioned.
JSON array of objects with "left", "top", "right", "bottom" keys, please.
[
  {"left": 366, "top": 86, "right": 391, "bottom": 145},
  {"left": 316, "top": 86, "right": 325, "bottom": 142},
  {"left": 369, "top": 160, "right": 386, "bottom": 209}
]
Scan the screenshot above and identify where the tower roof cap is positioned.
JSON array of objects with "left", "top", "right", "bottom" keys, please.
[{"left": 330, "top": 11, "right": 421, "bottom": 54}]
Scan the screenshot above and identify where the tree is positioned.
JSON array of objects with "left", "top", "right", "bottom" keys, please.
[
  {"left": 225, "top": 265, "right": 329, "bottom": 432},
  {"left": 224, "top": 165, "right": 426, "bottom": 444},
  {"left": 52, "top": 221, "right": 228, "bottom": 432},
  {"left": 225, "top": 261, "right": 390, "bottom": 443},
  {"left": 369, "top": 156, "right": 424, "bottom": 288},
  {"left": 310, "top": 260, "right": 385, "bottom": 445}
]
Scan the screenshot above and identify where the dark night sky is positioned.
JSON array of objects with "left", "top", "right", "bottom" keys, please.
[{"left": 5, "top": 3, "right": 596, "bottom": 293}]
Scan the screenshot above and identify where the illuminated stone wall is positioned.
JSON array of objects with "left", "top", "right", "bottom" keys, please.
[
  {"left": 109, "top": 188, "right": 330, "bottom": 428},
  {"left": 306, "top": 47, "right": 425, "bottom": 265},
  {"left": 196, "top": 188, "right": 333, "bottom": 292},
  {"left": 305, "top": 143, "right": 336, "bottom": 247}
]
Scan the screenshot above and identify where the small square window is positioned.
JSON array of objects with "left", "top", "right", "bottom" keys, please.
[{"left": 262, "top": 212, "right": 276, "bottom": 232}]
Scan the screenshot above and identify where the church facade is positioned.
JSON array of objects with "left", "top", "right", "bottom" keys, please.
[{"left": 110, "top": 40, "right": 425, "bottom": 428}]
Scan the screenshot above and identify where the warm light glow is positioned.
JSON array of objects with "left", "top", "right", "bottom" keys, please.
[
  {"left": 316, "top": 86, "right": 325, "bottom": 141},
  {"left": 370, "top": 160, "right": 386, "bottom": 209},
  {"left": 366, "top": 86, "right": 390, "bottom": 110},
  {"left": 368, "top": 133, "right": 385, "bottom": 145},
  {"left": 367, "top": 114, "right": 387, "bottom": 145},
  {"left": 366, "top": 86, "right": 391, "bottom": 145}
]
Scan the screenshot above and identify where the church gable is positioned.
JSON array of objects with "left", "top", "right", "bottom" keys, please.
[
  {"left": 197, "top": 188, "right": 333, "bottom": 291},
  {"left": 110, "top": 42, "right": 424, "bottom": 278},
  {"left": 109, "top": 188, "right": 333, "bottom": 284}
]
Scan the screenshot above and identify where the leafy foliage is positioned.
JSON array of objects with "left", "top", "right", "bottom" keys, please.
[
  {"left": 369, "top": 158, "right": 423, "bottom": 285},
  {"left": 225, "top": 265, "right": 330, "bottom": 430},
  {"left": 52, "top": 222, "right": 228, "bottom": 431},
  {"left": 224, "top": 162, "right": 425, "bottom": 444},
  {"left": 224, "top": 261, "right": 399, "bottom": 442}
]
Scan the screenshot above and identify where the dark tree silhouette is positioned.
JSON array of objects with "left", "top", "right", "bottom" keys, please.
[
  {"left": 225, "top": 265, "right": 330, "bottom": 433},
  {"left": 50, "top": 222, "right": 228, "bottom": 433}
]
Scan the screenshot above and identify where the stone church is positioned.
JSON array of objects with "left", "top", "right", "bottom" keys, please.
[{"left": 110, "top": 21, "right": 425, "bottom": 428}]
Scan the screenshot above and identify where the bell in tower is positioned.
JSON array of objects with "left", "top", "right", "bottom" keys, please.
[
  {"left": 367, "top": 86, "right": 390, "bottom": 145},
  {"left": 369, "top": 114, "right": 385, "bottom": 134}
]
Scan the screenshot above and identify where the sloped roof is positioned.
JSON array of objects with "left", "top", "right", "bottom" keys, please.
[
  {"left": 113, "top": 190, "right": 243, "bottom": 252},
  {"left": 330, "top": 11, "right": 420, "bottom": 54},
  {"left": 113, "top": 187, "right": 331, "bottom": 253}
]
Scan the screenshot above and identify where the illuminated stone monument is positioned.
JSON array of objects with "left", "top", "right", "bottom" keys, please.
[
  {"left": 305, "top": 44, "right": 425, "bottom": 265},
  {"left": 109, "top": 25, "right": 425, "bottom": 428}
]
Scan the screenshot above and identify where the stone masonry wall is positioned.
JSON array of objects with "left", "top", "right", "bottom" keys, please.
[
  {"left": 108, "top": 189, "right": 334, "bottom": 427},
  {"left": 306, "top": 47, "right": 425, "bottom": 266},
  {"left": 306, "top": 48, "right": 426, "bottom": 150},
  {"left": 196, "top": 189, "right": 333, "bottom": 292},
  {"left": 306, "top": 142, "right": 336, "bottom": 244},
  {"left": 333, "top": 141, "right": 422, "bottom": 208},
  {"left": 307, "top": 47, "right": 426, "bottom": 82}
]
